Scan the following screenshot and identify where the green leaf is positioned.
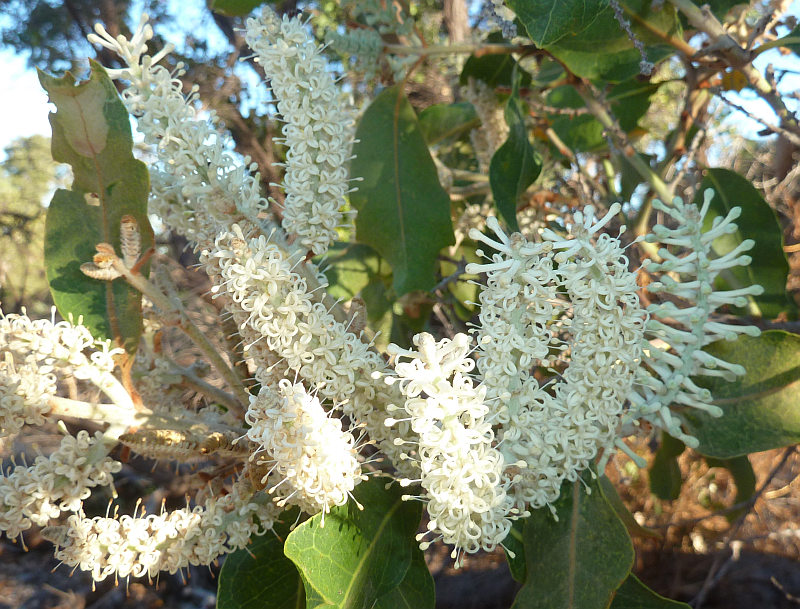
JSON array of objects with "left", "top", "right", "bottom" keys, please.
[
  {"left": 460, "top": 33, "right": 533, "bottom": 88},
  {"left": 39, "top": 60, "right": 152, "bottom": 354},
  {"left": 649, "top": 433, "right": 685, "bottom": 501},
  {"left": 758, "top": 25, "right": 800, "bottom": 55},
  {"left": 545, "top": 1, "right": 681, "bottom": 82},
  {"left": 704, "top": 455, "right": 756, "bottom": 521},
  {"left": 217, "top": 509, "right": 305, "bottom": 609},
  {"left": 511, "top": 471, "right": 634, "bottom": 609},
  {"left": 509, "top": 0, "right": 609, "bottom": 46},
  {"left": 209, "top": 0, "right": 265, "bottom": 16},
  {"left": 695, "top": 168, "right": 796, "bottom": 319},
  {"left": 320, "top": 242, "right": 393, "bottom": 323},
  {"left": 599, "top": 477, "right": 662, "bottom": 540},
  {"left": 284, "top": 477, "right": 424, "bottom": 609},
  {"left": 503, "top": 519, "right": 526, "bottom": 582},
  {"left": 418, "top": 102, "right": 479, "bottom": 146},
  {"left": 615, "top": 152, "right": 655, "bottom": 200},
  {"left": 350, "top": 86, "right": 454, "bottom": 296},
  {"left": 373, "top": 548, "right": 435, "bottom": 609},
  {"left": 532, "top": 59, "right": 566, "bottom": 86},
  {"left": 610, "top": 574, "right": 690, "bottom": 608},
  {"left": 489, "top": 76, "right": 542, "bottom": 231},
  {"left": 684, "top": 331, "right": 800, "bottom": 458}
]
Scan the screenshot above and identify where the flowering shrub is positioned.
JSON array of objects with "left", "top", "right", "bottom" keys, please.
[{"left": 2, "top": 2, "right": 798, "bottom": 608}]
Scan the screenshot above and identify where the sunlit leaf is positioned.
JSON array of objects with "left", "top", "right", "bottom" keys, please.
[
  {"left": 284, "top": 477, "right": 426, "bottom": 609},
  {"left": 39, "top": 60, "right": 152, "bottom": 354}
]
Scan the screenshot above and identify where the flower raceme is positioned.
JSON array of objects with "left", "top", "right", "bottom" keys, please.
[{"left": 0, "top": 3, "right": 766, "bottom": 583}]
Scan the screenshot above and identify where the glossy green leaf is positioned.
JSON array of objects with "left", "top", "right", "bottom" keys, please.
[
  {"left": 418, "top": 102, "right": 479, "bottom": 146},
  {"left": 508, "top": 0, "right": 608, "bottom": 46},
  {"left": 610, "top": 574, "right": 690, "bottom": 608},
  {"left": 704, "top": 455, "right": 756, "bottom": 521},
  {"left": 209, "top": 0, "right": 265, "bottom": 16},
  {"left": 511, "top": 471, "right": 634, "bottom": 609},
  {"left": 685, "top": 331, "right": 800, "bottom": 458},
  {"left": 503, "top": 519, "right": 526, "bottom": 582},
  {"left": 39, "top": 61, "right": 152, "bottom": 354},
  {"left": 489, "top": 76, "right": 542, "bottom": 231},
  {"left": 217, "top": 509, "right": 305, "bottom": 609},
  {"left": 649, "top": 433, "right": 685, "bottom": 501},
  {"left": 695, "top": 168, "right": 796, "bottom": 318},
  {"left": 284, "top": 477, "right": 424, "bottom": 609},
  {"left": 545, "top": 1, "right": 681, "bottom": 82},
  {"left": 373, "top": 548, "right": 434, "bottom": 609},
  {"left": 350, "top": 86, "right": 454, "bottom": 296}
]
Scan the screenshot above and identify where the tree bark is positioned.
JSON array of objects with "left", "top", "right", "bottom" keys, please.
[{"left": 443, "top": 0, "right": 470, "bottom": 43}]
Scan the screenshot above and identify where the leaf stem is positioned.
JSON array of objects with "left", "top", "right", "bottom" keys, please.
[{"left": 384, "top": 42, "right": 529, "bottom": 56}]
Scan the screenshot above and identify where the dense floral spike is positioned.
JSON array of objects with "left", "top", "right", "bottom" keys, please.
[
  {"left": 628, "top": 192, "right": 763, "bottom": 446},
  {"left": 42, "top": 477, "right": 278, "bottom": 581},
  {"left": 245, "top": 8, "right": 355, "bottom": 256},
  {"left": 89, "top": 14, "right": 409, "bottom": 477},
  {"left": 88, "top": 15, "right": 267, "bottom": 244},
  {"left": 204, "top": 225, "right": 416, "bottom": 478},
  {"left": 387, "top": 333, "right": 516, "bottom": 564},
  {"left": 467, "top": 205, "right": 646, "bottom": 510},
  {"left": 0, "top": 431, "right": 120, "bottom": 539},
  {"left": 246, "top": 379, "right": 363, "bottom": 514}
]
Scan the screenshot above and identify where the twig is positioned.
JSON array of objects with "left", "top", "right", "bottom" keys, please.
[
  {"left": 171, "top": 363, "right": 244, "bottom": 414},
  {"left": 716, "top": 92, "right": 800, "bottom": 148},
  {"left": 384, "top": 42, "right": 531, "bottom": 56}
]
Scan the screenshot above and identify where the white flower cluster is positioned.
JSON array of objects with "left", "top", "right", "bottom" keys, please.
[
  {"left": 88, "top": 16, "right": 266, "bottom": 245},
  {"left": 387, "top": 333, "right": 515, "bottom": 564},
  {"left": 246, "top": 379, "right": 362, "bottom": 514},
  {"left": 43, "top": 478, "right": 277, "bottom": 582},
  {"left": 204, "top": 226, "right": 414, "bottom": 477},
  {"left": 67, "top": 7, "right": 765, "bottom": 577},
  {"left": 0, "top": 307, "right": 131, "bottom": 430},
  {"left": 0, "top": 431, "right": 120, "bottom": 539},
  {"left": 629, "top": 192, "right": 763, "bottom": 446},
  {"left": 466, "top": 205, "right": 646, "bottom": 510},
  {"left": 246, "top": 8, "right": 355, "bottom": 256},
  {"left": 1, "top": 358, "right": 55, "bottom": 439}
]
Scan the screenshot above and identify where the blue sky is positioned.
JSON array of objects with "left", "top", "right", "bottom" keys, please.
[{"left": 1, "top": 2, "right": 799, "bottom": 155}]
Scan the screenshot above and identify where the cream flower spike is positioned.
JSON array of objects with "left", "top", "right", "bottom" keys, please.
[
  {"left": 0, "top": 431, "right": 120, "bottom": 540},
  {"left": 245, "top": 379, "right": 363, "bottom": 515},
  {"left": 245, "top": 7, "right": 355, "bottom": 256},
  {"left": 466, "top": 210, "right": 645, "bottom": 510},
  {"left": 386, "top": 333, "right": 516, "bottom": 567},
  {"left": 627, "top": 191, "right": 763, "bottom": 447}
]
